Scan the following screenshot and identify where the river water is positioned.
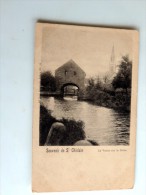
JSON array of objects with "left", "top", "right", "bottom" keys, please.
[{"left": 41, "top": 97, "right": 130, "bottom": 145}]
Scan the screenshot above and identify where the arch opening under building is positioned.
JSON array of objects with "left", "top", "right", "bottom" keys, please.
[
  {"left": 55, "top": 59, "right": 86, "bottom": 99},
  {"left": 61, "top": 83, "right": 79, "bottom": 100}
]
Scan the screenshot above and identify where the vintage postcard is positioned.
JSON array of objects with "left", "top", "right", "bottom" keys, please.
[{"left": 32, "top": 22, "right": 139, "bottom": 192}]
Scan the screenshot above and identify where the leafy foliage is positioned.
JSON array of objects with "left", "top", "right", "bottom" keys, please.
[
  {"left": 85, "top": 55, "right": 132, "bottom": 111},
  {"left": 40, "top": 71, "right": 56, "bottom": 92},
  {"left": 60, "top": 118, "right": 85, "bottom": 145},
  {"left": 39, "top": 105, "right": 86, "bottom": 146},
  {"left": 112, "top": 56, "right": 132, "bottom": 92},
  {"left": 39, "top": 105, "right": 56, "bottom": 145}
]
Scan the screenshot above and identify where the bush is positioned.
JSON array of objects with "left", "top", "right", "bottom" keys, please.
[
  {"left": 60, "top": 118, "right": 85, "bottom": 145},
  {"left": 39, "top": 105, "right": 56, "bottom": 145},
  {"left": 40, "top": 71, "right": 56, "bottom": 92},
  {"left": 39, "top": 105, "right": 86, "bottom": 146}
]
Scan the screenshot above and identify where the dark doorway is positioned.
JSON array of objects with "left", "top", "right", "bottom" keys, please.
[{"left": 61, "top": 83, "right": 79, "bottom": 100}]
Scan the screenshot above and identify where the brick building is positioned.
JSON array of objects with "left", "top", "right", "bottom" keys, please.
[{"left": 55, "top": 60, "right": 86, "bottom": 96}]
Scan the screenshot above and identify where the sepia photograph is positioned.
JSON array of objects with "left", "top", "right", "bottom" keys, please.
[
  {"left": 39, "top": 24, "right": 133, "bottom": 146},
  {"left": 2, "top": 0, "right": 146, "bottom": 193},
  {"left": 32, "top": 22, "right": 138, "bottom": 192}
]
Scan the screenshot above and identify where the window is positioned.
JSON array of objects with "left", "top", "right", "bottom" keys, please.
[{"left": 65, "top": 70, "right": 67, "bottom": 76}]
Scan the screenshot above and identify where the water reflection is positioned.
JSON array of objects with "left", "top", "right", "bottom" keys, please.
[
  {"left": 41, "top": 97, "right": 130, "bottom": 145},
  {"left": 63, "top": 95, "right": 78, "bottom": 101}
]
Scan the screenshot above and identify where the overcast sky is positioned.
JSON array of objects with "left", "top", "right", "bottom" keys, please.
[{"left": 41, "top": 24, "right": 133, "bottom": 77}]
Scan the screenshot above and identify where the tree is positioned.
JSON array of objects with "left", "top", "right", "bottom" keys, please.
[
  {"left": 40, "top": 71, "right": 56, "bottom": 92},
  {"left": 87, "top": 78, "right": 95, "bottom": 88},
  {"left": 103, "top": 74, "right": 110, "bottom": 85},
  {"left": 95, "top": 76, "right": 102, "bottom": 90},
  {"left": 112, "top": 55, "right": 132, "bottom": 93}
]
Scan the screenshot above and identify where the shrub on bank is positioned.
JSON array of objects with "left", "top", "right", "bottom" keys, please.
[
  {"left": 39, "top": 105, "right": 56, "bottom": 145},
  {"left": 39, "top": 105, "right": 86, "bottom": 146},
  {"left": 85, "top": 87, "right": 131, "bottom": 112},
  {"left": 60, "top": 118, "right": 85, "bottom": 145}
]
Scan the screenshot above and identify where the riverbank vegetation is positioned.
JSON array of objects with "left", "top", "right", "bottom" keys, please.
[
  {"left": 85, "top": 56, "right": 132, "bottom": 112},
  {"left": 40, "top": 105, "right": 86, "bottom": 146}
]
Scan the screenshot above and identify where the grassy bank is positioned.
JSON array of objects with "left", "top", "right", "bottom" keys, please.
[
  {"left": 84, "top": 88, "right": 131, "bottom": 112},
  {"left": 39, "top": 105, "right": 86, "bottom": 146}
]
